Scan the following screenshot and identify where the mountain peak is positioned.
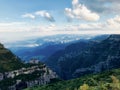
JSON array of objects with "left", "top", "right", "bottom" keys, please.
[{"left": 108, "top": 34, "right": 120, "bottom": 41}]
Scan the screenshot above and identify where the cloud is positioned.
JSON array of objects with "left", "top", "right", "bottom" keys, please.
[
  {"left": 74, "top": 15, "right": 120, "bottom": 31},
  {"left": 0, "top": 22, "right": 43, "bottom": 33},
  {"left": 107, "top": 15, "right": 120, "bottom": 24},
  {"left": 22, "top": 11, "right": 55, "bottom": 22},
  {"left": 47, "top": 24, "right": 56, "bottom": 30},
  {"left": 1, "top": 16, "right": 120, "bottom": 43},
  {"left": 106, "top": 15, "right": 120, "bottom": 29},
  {"left": 65, "top": 0, "right": 100, "bottom": 21},
  {"left": 35, "top": 11, "right": 55, "bottom": 22},
  {"left": 78, "top": 0, "right": 120, "bottom": 15},
  {"left": 63, "top": 15, "right": 120, "bottom": 32},
  {"left": 22, "top": 13, "right": 35, "bottom": 19},
  {"left": 0, "top": 22, "right": 25, "bottom": 27}
]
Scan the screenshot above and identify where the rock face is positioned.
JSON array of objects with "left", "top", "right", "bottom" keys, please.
[
  {"left": 46, "top": 35, "right": 120, "bottom": 80},
  {"left": 0, "top": 63, "right": 58, "bottom": 90},
  {"left": 8, "top": 66, "right": 58, "bottom": 90}
]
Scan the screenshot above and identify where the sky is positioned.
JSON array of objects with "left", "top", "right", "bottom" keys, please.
[{"left": 0, "top": 0, "right": 120, "bottom": 43}]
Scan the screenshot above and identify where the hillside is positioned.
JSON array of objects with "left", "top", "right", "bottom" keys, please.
[
  {"left": 0, "top": 43, "right": 24, "bottom": 72},
  {"left": 46, "top": 35, "right": 120, "bottom": 79},
  {"left": 0, "top": 43, "right": 58, "bottom": 90},
  {"left": 25, "top": 68, "right": 120, "bottom": 90}
]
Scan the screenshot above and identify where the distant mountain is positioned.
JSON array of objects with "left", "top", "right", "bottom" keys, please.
[
  {"left": 12, "top": 43, "right": 68, "bottom": 62},
  {"left": 6, "top": 34, "right": 95, "bottom": 61},
  {"left": 46, "top": 34, "right": 120, "bottom": 80},
  {"left": 5, "top": 34, "right": 95, "bottom": 48},
  {"left": 0, "top": 43, "right": 24, "bottom": 72}
]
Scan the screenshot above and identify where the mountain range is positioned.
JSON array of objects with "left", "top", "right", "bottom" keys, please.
[
  {"left": 1, "top": 34, "right": 120, "bottom": 90},
  {"left": 5, "top": 34, "right": 96, "bottom": 61},
  {"left": 45, "top": 35, "right": 120, "bottom": 80}
]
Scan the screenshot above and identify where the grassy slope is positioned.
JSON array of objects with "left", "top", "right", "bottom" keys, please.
[
  {"left": 0, "top": 43, "right": 24, "bottom": 72},
  {"left": 25, "top": 69, "right": 120, "bottom": 90}
]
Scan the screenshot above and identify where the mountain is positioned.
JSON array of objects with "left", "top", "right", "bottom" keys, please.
[
  {"left": 5, "top": 34, "right": 94, "bottom": 48},
  {"left": 11, "top": 43, "right": 68, "bottom": 62},
  {"left": 0, "top": 43, "right": 58, "bottom": 90},
  {"left": 25, "top": 68, "right": 120, "bottom": 90},
  {"left": 5, "top": 34, "right": 95, "bottom": 61},
  {"left": 45, "top": 34, "right": 120, "bottom": 80},
  {"left": 0, "top": 43, "right": 24, "bottom": 72}
]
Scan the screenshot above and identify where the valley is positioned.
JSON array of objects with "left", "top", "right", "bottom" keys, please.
[
  {"left": 0, "top": 0, "right": 120, "bottom": 89},
  {"left": 0, "top": 34, "right": 120, "bottom": 90}
]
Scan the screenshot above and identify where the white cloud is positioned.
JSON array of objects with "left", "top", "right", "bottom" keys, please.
[
  {"left": 0, "top": 22, "right": 27, "bottom": 32},
  {"left": 35, "top": 11, "right": 55, "bottom": 22},
  {"left": 73, "top": 15, "right": 120, "bottom": 31},
  {"left": 22, "top": 13, "right": 35, "bottom": 19},
  {"left": 65, "top": 8, "right": 74, "bottom": 19},
  {"left": 65, "top": 0, "right": 100, "bottom": 21},
  {"left": 63, "top": 15, "right": 120, "bottom": 32},
  {"left": 79, "top": 23, "right": 103, "bottom": 30},
  {"left": 107, "top": 15, "right": 120, "bottom": 24},
  {"left": 72, "top": 0, "right": 79, "bottom": 5},
  {"left": 21, "top": 11, "right": 55, "bottom": 22},
  {"left": 106, "top": 15, "right": 120, "bottom": 30},
  {"left": 1, "top": 15, "right": 120, "bottom": 43},
  {"left": 0, "top": 22, "right": 25, "bottom": 27},
  {"left": 47, "top": 24, "right": 56, "bottom": 29}
]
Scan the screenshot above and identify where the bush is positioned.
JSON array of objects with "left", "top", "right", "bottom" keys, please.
[{"left": 76, "top": 75, "right": 120, "bottom": 90}]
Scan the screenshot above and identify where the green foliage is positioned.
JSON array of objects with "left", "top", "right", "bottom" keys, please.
[
  {"left": 78, "top": 84, "right": 89, "bottom": 90},
  {"left": 0, "top": 78, "right": 16, "bottom": 90},
  {"left": 0, "top": 43, "right": 24, "bottom": 72},
  {"left": 78, "top": 75, "right": 120, "bottom": 90},
  {"left": 25, "top": 68, "right": 120, "bottom": 90},
  {"left": 110, "top": 75, "right": 120, "bottom": 90}
]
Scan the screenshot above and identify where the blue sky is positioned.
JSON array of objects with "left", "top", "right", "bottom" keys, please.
[
  {"left": 0, "top": 0, "right": 71, "bottom": 22},
  {"left": 0, "top": 0, "right": 120, "bottom": 43}
]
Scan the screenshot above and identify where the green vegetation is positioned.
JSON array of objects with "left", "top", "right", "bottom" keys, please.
[
  {"left": 25, "top": 68, "right": 120, "bottom": 90},
  {"left": 0, "top": 43, "right": 46, "bottom": 73},
  {"left": 77, "top": 75, "right": 120, "bottom": 90},
  {"left": 0, "top": 43, "right": 47, "bottom": 89},
  {"left": 0, "top": 43, "right": 24, "bottom": 72},
  {"left": 0, "top": 78, "right": 16, "bottom": 90}
]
